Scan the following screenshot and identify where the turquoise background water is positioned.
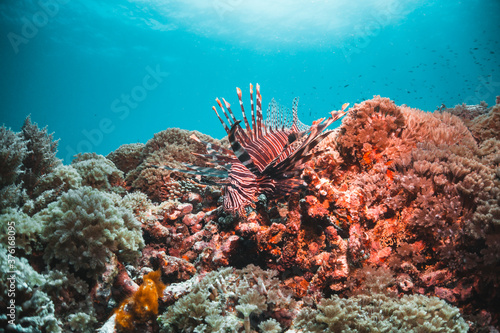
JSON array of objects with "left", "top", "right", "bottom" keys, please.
[{"left": 1, "top": 0, "right": 499, "bottom": 163}]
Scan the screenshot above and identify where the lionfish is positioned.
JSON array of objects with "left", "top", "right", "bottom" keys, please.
[{"left": 159, "top": 84, "right": 347, "bottom": 215}]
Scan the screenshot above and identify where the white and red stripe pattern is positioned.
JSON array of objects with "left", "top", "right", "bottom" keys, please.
[{"left": 157, "top": 84, "right": 347, "bottom": 215}]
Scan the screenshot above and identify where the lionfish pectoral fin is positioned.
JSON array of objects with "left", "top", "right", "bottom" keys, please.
[
  {"left": 150, "top": 164, "right": 228, "bottom": 178},
  {"left": 193, "top": 177, "right": 230, "bottom": 186},
  {"left": 228, "top": 121, "right": 262, "bottom": 176}
]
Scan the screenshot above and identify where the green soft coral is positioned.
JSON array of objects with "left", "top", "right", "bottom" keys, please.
[{"left": 37, "top": 186, "right": 144, "bottom": 278}]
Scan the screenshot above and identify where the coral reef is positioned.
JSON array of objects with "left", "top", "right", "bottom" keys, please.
[{"left": 1, "top": 97, "right": 499, "bottom": 332}]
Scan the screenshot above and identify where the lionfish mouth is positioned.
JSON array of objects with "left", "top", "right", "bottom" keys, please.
[{"left": 158, "top": 84, "right": 347, "bottom": 216}]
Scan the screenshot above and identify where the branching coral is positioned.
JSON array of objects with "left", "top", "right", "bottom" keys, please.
[
  {"left": 0, "top": 125, "right": 28, "bottom": 188},
  {"left": 0, "top": 126, "right": 28, "bottom": 211},
  {"left": 37, "top": 186, "right": 144, "bottom": 278},
  {"left": 20, "top": 115, "right": 62, "bottom": 196}
]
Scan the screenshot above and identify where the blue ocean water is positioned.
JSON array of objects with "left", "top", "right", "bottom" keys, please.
[{"left": 0, "top": 0, "right": 498, "bottom": 163}]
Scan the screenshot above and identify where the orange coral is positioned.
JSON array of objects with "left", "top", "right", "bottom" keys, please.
[{"left": 115, "top": 270, "right": 166, "bottom": 332}]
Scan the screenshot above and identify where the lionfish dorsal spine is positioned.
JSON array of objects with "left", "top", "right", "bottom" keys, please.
[
  {"left": 212, "top": 105, "right": 231, "bottom": 134},
  {"left": 222, "top": 98, "right": 237, "bottom": 124},
  {"left": 256, "top": 83, "right": 264, "bottom": 138},
  {"left": 236, "top": 87, "right": 253, "bottom": 139},
  {"left": 216, "top": 98, "right": 234, "bottom": 129},
  {"left": 221, "top": 97, "right": 252, "bottom": 145},
  {"left": 292, "top": 98, "right": 299, "bottom": 127},
  {"left": 249, "top": 83, "right": 257, "bottom": 140}
]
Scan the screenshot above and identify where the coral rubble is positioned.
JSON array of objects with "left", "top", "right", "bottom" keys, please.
[{"left": 1, "top": 97, "right": 498, "bottom": 332}]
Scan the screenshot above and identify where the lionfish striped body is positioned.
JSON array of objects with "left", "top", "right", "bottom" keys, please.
[{"left": 161, "top": 84, "right": 346, "bottom": 215}]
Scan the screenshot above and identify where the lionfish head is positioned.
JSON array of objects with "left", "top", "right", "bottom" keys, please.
[{"left": 160, "top": 84, "right": 346, "bottom": 216}]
